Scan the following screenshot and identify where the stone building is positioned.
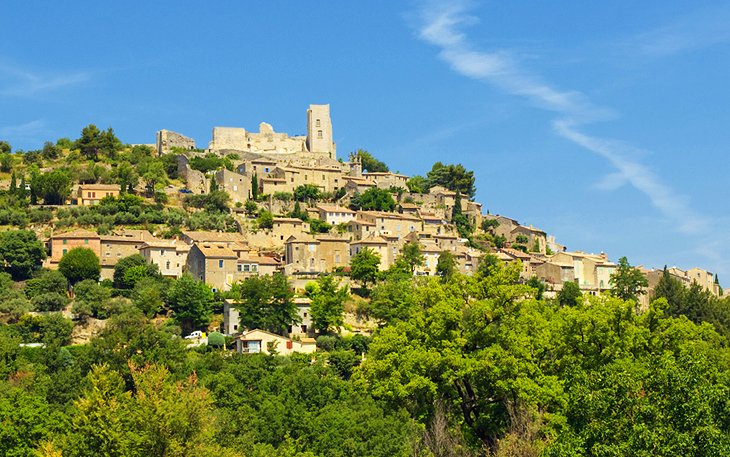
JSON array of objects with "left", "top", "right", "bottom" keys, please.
[
  {"left": 315, "top": 205, "right": 356, "bottom": 225},
  {"left": 48, "top": 229, "right": 101, "bottom": 266},
  {"left": 284, "top": 235, "right": 350, "bottom": 275},
  {"left": 186, "top": 242, "right": 238, "bottom": 292},
  {"left": 74, "top": 184, "right": 120, "bottom": 205},
  {"left": 214, "top": 169, "right": 251, "bottom": 205},
  {"left": 139, "top": 239, "right": 191, "bottom": 278},
  {"left": 99, "top": 229, "right": 158, "bottom": 279},
  {"left": 208, "top": 104, "right": 336, "bottom": 160},
  {"left": 156, "top": 130, "right": 196, "bottom": 155},
  {"left": 362, "top": 172, "right": 409, "bottom": 190}
]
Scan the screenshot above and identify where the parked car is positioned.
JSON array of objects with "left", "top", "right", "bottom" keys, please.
[
  {"left": 178, "top": 188, "right": 193, "bottom": 194},
  {"left": 184, "top": 330, "right": 204, "bottom": 339}
]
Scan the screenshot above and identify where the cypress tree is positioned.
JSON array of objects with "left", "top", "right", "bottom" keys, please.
[{"left": 8, "top": 172, "right": 17, "bottom": 194}]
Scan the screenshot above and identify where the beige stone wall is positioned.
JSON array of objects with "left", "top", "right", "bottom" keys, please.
[
  {"left": 156, "top": 130, "right": 196, "bottom": 155},
  {"left": 215, "top": 169, "right": 251, "bottom": 204},
  {"left": 307, "top": 104, "right": 336, "bottom": 159},
  {"left": 50, "top": 237, "right": 101, "bottom": 263}
]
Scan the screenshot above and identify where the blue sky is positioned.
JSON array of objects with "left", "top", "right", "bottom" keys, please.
[{"left": 2, "top": 1, "right": 729, "bottom": 285}]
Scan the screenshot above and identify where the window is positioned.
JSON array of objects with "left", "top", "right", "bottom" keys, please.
[
  {"left": 62, "top": 248, "right": 67, "bottom": 255},
  {"left": 310, "top": 258, "right": 315, "bottom": 267},
  {"left": 166, "top": 261, "right": 170, "bottom": 270},
  {"left": 244, "top": 264, "right": 250, "bottom": 272},
  {"left": 219, "top": 260, "right": 224, "bottom": 268},
  {"left": 252, "top": 265, "right": 257, "bottom": 272},
  {"left": 62, "top": 239, "right": 67, "bottom": 245},
  {"left": 237, "top": 264, "right": 242, "bottom": 272},
  {"left": 303, "top": 312, "right": 308, "bottom": 317},
  {"left": 316, "top": 119, "right": 321, "bottom": 127},
  {"left": 84, "top": 239, "right": 89, "bottom": 244},
  {"left": 301, "top": 325, "right": 307, "bottom": 333},
  {"left": 317, "top": 130, "right": 323, "bottom": 139}
]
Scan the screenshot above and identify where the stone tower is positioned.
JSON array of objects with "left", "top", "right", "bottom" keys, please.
[{"left": 306, "top": 104, "right": 336, "bottom": 159}]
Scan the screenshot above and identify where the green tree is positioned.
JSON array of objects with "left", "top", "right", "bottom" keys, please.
[
  {"left": 294, "top": 184, "right": 322, "bottom": 202},
  {"left": 244, "top": 200, "right": 258, "bottom": 216},
  {"left": 257, "top": 210, "right": 274, "bottom": 229},
  {"left": 25, "top": 270, "right": 68, "bottom": 298},
  {"left": 558, "top": 280, "right": 582, "bottom": 307},
  {"left": 349, "top": 188, "right": 396, "bottom": 212},
  {"left": 609, "top": 256, "right": 648, "bottom": 302},
  {"left": 41, "top": 141, "right": 59, "bottom": 160},
  {"left": 398, "top": 241, "right": 425, "bottom": 275},
  {"left": 165, "top": 274, "right": 215, "bottom": 335},
  {"left": 356, "top": 149, "right": 389, "bottom": 172},
  {"left": 112, "top": 161, "right": 139, "bottom": 193},
  {"left": 34, "top": 170, "right": 72, "bottom": 204},
  {"left": 230, "top": 273, "right": 297, "bottom": 335},
  {"left": 58, "top": 247, "right": 101, "bottom": 285},
  {"left": 0, "top": 230, "right": 46, "bottom": 279},
  {"left": 436, "top": 251, "right": 457, "bottom": 281},
  {"left": 113, "top": 254, "right": 160, "bottom": 290},
  {"left": 310, "top": 275, "right": 349, "bottom": 334},
  {"left": 60, "top": 364, "right": 230, "bottom": 457},
  {"left": 75, "top": 124, "right": 102, "bottom": 160},
  {"left": 139, "top": 159, "right": 168, "bottom": 196},
  {"left": 0, "top": 153, "right": 13, "bottom": 172},
  {"left": 132, "top": 277, "right": 166, "bottom": 317},
  {"left": 651, "top": 266, "right": 686, "bottom": 313},
  {"left": 527, "top": 276, "right": 546, "bottom": 300},
  {"left": 8, "top": 172, "right": 17, "bottom": 194},
  {"left": 426, "top": 162, "right": 476, "bottom": 198},
  {"left": 0, "top": 140, "right": 10, "bottom": 154},
  {"left": 251, "top": 173, "right": 259, "bottom": 200},
  {"left": 406, "top": 175, "right": 428, "bottom": 194},
  {"left": 350, "top": 248, "right": 381, "bottom": 290},
  {"left": 71, "top": 279, "right": 112, "bottom": 319},
  {"left": 451, "top": 191, "right": 472, "bottom": 238}
]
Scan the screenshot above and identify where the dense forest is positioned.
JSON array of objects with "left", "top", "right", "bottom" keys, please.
[{"left": 2, "top": 258, "right": 730, "bottom": 456}]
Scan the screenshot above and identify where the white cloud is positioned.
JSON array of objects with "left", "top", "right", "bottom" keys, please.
[
  {"left": 626, "top": 6, "right": 730, "bottom": 57},
  {"left": 0, "top": 61, "right": 90, "bottom": 97},
  {"left": 414, "top": 0, "right": 724, "bottom": 276},
  {"left": 0, "top": 119, "right": 47, "bottom": 141}
]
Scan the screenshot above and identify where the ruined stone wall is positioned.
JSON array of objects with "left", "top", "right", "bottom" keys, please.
[
  {"left": 176, "top": 155, "right": 208, "bottom": 194},
  {"left": 156, "top": 130, "right": 196, "bottom": 155}
]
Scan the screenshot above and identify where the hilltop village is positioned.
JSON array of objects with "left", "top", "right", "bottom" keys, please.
[
  {"left": 0, "top": 104, "right": 724, "bottom": 340},
  {"left": 2, "top": 104, "right": 730, "bottom": 456}
]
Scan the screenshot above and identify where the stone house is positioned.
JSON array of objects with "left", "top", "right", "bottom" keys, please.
[
  {"left": 74, "top": 184, "right": 120, "bottom": 205},
  {"left": 236, "top": 329, "right": 316, "bottom": 355},
  {"left": 181, "top": 231, "right": 246, "bottom": 247},
  {"left": 549, "top": 251, "right": 616, "bottom": 293},
  {"left": 343, "top": 176, "right": 376, "bottom": 194},
  {"left": 315, "top": 205, "right": 356, "bottom": 225},
  {"left": 362, "top": 172, "right": 409, "bottom": 190},
  {"left": 48, "top": 228, "right": 101, "bottom": 266},
  {"left": 350, "top": 235, "right": 393, "bottom": 271},
  {"left": 99, "top": 229, "right": 158, "bottom": 279},
  {"left": 214, "top": 169, "right": 251, "bottom": 205},
  {"left": 139, "top": 239, "right": 191, "bottom": 278},
  {"left": 284, "top": 235, "right": 350, "bottom": 275},
  {"left": 534, "top": 260, "right": 576, "bottom": 288},
  {"left": 223, "top": 293, "right": 304, "bottom": 337},
  {"left": 352, "top": 211, "right": 421, "bottom": 241},
  {"left": 186, "top": 242, "right": 238, "bottom": 292}
]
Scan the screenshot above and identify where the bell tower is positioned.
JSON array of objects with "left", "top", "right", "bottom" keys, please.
[{"left": 306, "top": 104, "right": 336, "bottom": 159}]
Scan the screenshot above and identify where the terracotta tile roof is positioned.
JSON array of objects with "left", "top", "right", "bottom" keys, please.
[
  {"left": 52, "top": 228, "right": 99, "bottom": 239},
  {"left": 194, "top": 242, "right": 237, "bottom": 258},
  {"left": 78, "top": 183, "right": 120, "bottom": 191},
  {"left": 316, "top": 205, "right": 355, "bottom": 214},
  {"left": 183, "top": 231, "right": 244, "bottom": 243}
]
